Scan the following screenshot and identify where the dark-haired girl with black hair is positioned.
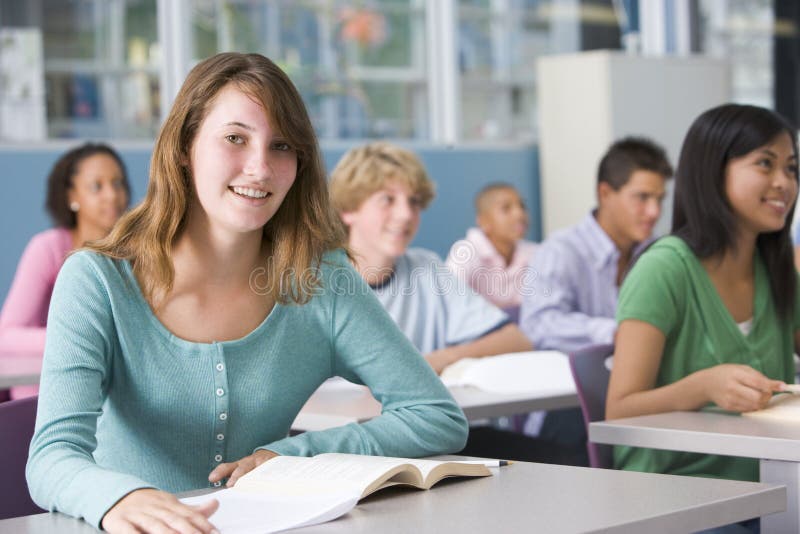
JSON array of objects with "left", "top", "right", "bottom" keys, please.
[
  {"left": 607, "top": 103, "right": 799, "bottom": 485},
  {"left": 0, "top": 143, "right": 130, "bottom": 399}
]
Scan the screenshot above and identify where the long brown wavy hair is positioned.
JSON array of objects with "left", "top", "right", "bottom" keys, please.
[{"left": 89, "top": 52, "right": 345, "bottom": 305}]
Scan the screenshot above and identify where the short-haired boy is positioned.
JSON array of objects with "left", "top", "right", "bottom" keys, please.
[
  {"left": 330, "top": 142, "right": 532, "bottom": 374},
  {"left": 330, "top": 142, "right": 590, "bottom": 464},
  {"left": 447, "top": 183, "right": 537, "bottom": 311},
  {"left": 518, "top": 136, "right": 672, "bottom": 454},
  {"left": 520, "top": 136, "right": 673, "bottom": 352}
]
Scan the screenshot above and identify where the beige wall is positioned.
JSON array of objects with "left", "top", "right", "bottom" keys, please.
[{"left": 537, "top": 50, "right": 731, "bottom": 237}]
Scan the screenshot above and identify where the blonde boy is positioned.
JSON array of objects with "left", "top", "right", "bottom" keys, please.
[{"left": 330, "top": 142, "right": 532, "bottom": 374}]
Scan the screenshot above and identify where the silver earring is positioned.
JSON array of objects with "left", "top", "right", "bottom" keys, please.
[{"left": 70, "top": 201, "right": 80, "bottom": 212}]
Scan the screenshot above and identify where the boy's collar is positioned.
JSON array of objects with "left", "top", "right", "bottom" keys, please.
[{"left": 367, "top": 267, "right": 395, "bottom": 290}]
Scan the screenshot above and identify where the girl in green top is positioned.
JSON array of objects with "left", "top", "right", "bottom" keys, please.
[{"left": 607, "top": 104, "right": 800, "bottom": 483}]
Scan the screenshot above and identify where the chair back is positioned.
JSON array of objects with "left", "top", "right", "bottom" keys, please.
[
  {"left": 501, "top": 306, "right": 520, "bottom": 324},
  {"left": 0, "top": 396, "right": 44, "bottom": 519},
  {"left": 568, "top": 344, "right": 614, "bottom": 469}
]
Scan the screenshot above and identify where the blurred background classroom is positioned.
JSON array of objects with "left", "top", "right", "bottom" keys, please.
[{"left": 0, "top": 0, "right": 798, "bottom": 304}]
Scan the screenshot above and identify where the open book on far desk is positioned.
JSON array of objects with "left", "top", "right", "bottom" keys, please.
[
  {"left": 181, "top": 454, "right": 493, "bottom": 534},
  {"left": 440, "top": 350, "right": 575, "bottom": 395}
]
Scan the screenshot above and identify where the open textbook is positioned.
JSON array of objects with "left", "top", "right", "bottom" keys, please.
[
  {"left": 440, "top": 350, "right": 575, "bottom": 395},
  {"left": 743, "top": 389, "right": 800, "bottom": 422},
  {"left": 181, "top": 453, "right": 493, "bottom": 534}
]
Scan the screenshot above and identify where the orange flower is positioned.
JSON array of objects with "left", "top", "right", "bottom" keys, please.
[{"left": 339, "top": 7, "right": 388, "bottom": 47}]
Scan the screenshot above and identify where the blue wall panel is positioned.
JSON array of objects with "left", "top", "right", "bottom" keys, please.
[{"left": 0, "top": 144, "right": 540, "bottom": 304}]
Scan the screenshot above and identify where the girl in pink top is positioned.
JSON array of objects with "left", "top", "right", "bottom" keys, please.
[
  {"left": 0, "top": 143, "right": 130, "bottom": 398},
  {"left": 447, "top": 183, "right": 537, "bottom": 311}
]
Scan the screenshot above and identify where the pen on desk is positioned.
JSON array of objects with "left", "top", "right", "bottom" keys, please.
[{"left": 462, "top": 460, "right": 514, "bottom": 467}]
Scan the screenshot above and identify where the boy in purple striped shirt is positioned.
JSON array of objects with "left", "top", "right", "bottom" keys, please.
[{"left": 519, "top": 137, "right": 672, "bottom": 453}]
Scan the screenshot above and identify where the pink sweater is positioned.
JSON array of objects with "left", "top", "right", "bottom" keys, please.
[
  {"left": 0, "top": 227, "right": 72, "bottom": 398},
  {"left": 446, "top": 227, "right": 537, "bottom": 309}
]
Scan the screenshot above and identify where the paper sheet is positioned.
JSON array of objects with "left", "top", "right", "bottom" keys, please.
[
  {"left": 743, "top": 393, "right": 800, "bottom": 422},
  {"left": 181, "top": 488, "right": 359, "bottom": 534},
  {"left": 440, "top": 350, "right": 575, "bottom": 395}
]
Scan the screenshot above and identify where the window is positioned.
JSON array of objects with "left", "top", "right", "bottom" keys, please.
[
  {"left": 457, "top": 0, "right": 623, "bottom": 141},
  {"left": 0, "top": 0, "right": 160, "bottom": 141},
  {"left": 187, "top": 0, "right": 428, "bottom": 139},
  {"left": 0, "top": 0, "right": 787, "bottom": 144},
  {"left": 697, "top": 0, "right": 774, "bottom": 109}
]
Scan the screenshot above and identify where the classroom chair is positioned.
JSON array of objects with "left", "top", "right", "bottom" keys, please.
[
  {"left": 568, "top": 344, "right": 614, "bottom": 469},
  {"left": 501, "top": 306, "right": 520, "bottom": 324},
  {"left": 0, "top": 395, "right": 44, "bottom": 519}
]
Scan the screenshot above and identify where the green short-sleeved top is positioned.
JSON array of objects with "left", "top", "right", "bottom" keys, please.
[{"left": 614, "top": 236, "right": 799, "bottom": 481}]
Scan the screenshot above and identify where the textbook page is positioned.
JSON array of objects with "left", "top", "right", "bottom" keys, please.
[
  {"left": 235, "top": 454, "right": 417, "bottom": 494},
  {"left": 743, "top": 393, "right": 800, "bottom": 422},
  {"left": 440, "top": 350, "right": 575, "bottom": 395},
  {"left": 181, "top": 488, "right": 359, "bottom": 534},
  {"left": 180, "top": 454, "right": 490, "bottom": 533},
  {"left": 232, "top": 454, "right": 486, "bottom": 495}
]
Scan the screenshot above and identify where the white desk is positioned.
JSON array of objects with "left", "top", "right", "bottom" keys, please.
[
  {"left": 0, "top": 356, "right": 41, "bottom": 389},
  {"left": 590, "top": 411, "right": 800, "bottom": 533},
  {"left": 0, "top": 459, "right": 784, "bottom": 534},
  {"left": 292, "top": 380, "right": 578, "bottom": 432}
]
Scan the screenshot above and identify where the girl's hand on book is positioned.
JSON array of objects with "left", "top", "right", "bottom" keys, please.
[
  {"left": 101, "top": 488, "right": 219, "bottom": 534},
  {"left": 703, "top": 364, "right": 785, "bottom": 412},
  {"left": 209, "top": 448, "right": 278, "bottom": 488}
]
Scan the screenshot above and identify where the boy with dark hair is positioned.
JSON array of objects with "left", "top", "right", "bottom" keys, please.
[
  {"left": 520, "top": 136, "right": 673, "bottom": 352},
  {"left": 518, "top": 136, "right": 672, "bottom": 452}
]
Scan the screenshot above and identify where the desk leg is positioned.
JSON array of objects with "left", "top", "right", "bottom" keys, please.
[{"left": 761, "top": 459, "right": 798, "bottom": 534}]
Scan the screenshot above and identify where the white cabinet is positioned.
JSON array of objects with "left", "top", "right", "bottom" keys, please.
[
  {"left": 537, "top": 50, "right": 730, "bottom": 236},
  {"left": 0, "top": 28, "right": 46, "bottom": 141}
]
